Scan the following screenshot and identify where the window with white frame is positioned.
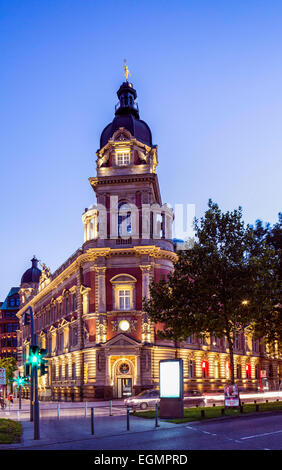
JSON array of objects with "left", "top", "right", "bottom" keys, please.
[
  {"left": 118, "top": 289, "right": 131, "bottom": 310},
  {"left": 116, "top": 152, "right": 130, "bottom": 166},
  {"left": 110, "top": 274, "right": 137, "bottom": 311}
]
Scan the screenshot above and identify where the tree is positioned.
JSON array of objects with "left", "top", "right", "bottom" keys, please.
[
  {"left": 249, "top": 214, "right": 282, "bottom": 351},
  {"left": 0, "top": 357, "right": 17, "bottom": 393},
  {"left": 144, "top": 200, "right": 281, "bottom": 384}
]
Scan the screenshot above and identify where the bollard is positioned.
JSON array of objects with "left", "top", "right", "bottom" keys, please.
[
  {"left": 127, "top": 406, "right": 130, "bottom": 431},
  {"left": 213, "top": 403, "right": 215, "bottom": 407},
  {"left": 240, "top": 404, "right": 243, "bottom": 413},
  {"left": 85, "top": 401, "right": 87, "bottom": 417},
  {"left": 91, "top": 407, "right": 94, "bottom": 435},
  {"left": 256, "top": 404, "right": 259, "bottom": 412},
  {"left": 221, "top": 408, "right": 225, "bottom": 416},
  {"left": 201, "top": 409, "right": 205, "bottom": 418},
  {"left": 57, "top": 403, "right": 60, "bottom": 419},
  {"left": 155, "top": 403, "right": 160, "bottom": 427},
  {"left": 109, "top": 400, "right": 112, "bottom": 416}
]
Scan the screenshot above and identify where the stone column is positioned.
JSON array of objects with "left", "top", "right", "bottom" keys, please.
[{"left": 135, "top": 353, "right": 141, "bottom": 386}]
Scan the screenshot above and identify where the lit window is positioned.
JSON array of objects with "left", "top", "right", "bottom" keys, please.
[
  {"left": 119, "top": 290, "right": 131, "bottom": 310},
  {"left": 117, "top": 152, "right": 130, "bottom": 166}
]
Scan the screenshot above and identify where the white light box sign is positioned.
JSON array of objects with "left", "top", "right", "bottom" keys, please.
[{"left": 159, "top": 359, "right": 183, "bottom": 399}]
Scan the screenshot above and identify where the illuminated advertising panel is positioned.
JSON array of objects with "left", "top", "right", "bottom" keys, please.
[{"left": 159, "top": 359, "right": 183, "bottom": 398}]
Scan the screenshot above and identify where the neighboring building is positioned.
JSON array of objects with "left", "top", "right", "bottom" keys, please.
[
  {"left": 16, "top": 78, "right": 281, "bottom": 401},
  {"left": 0, "top": 288, "right": 20, "bottom": 360}
]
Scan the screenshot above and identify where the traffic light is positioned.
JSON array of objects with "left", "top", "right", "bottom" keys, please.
[
  {"left": 29, "top": 345, "right": 40, "bottom": 365},
  {"left": 38, "top": 348, "right": 48, "bottom": 376},
  {"left": 40, "top": 358, "right": 48, "bottom": 376},
  {"left": 13, "top": 375, "right": 29, "bottom": 387}
]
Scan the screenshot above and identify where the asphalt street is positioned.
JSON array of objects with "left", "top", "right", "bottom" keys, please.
[{"left": 1, "top": 408, "right": 281, "bottom": 451}]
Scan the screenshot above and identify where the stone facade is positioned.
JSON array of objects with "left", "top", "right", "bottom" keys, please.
[{"left": 16, "top": 80, "right": 281, "bottom": 400}]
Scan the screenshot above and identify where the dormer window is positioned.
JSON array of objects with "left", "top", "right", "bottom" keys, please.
[{"left": 117, "top": 152, "right": 130, "bottom": 166}]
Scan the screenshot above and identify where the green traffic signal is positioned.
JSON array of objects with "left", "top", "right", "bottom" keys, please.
[
  {"left": 13, "top": 375, "right": 29, "bottom": 386},
  {"left": 29, "top": 345, "right": 40, "bottom": 364},
  {"left": 26, "top": 346, "right": 48, "bottom": 376}
]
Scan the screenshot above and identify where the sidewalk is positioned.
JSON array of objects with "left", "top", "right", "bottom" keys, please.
[{"left": 0, "top": 413, "right": 177, "bottom": 450}]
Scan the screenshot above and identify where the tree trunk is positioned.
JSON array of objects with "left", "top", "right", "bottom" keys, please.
[
  {"left": 227, "top": 335, "right": 235, "bottom": 385},
  {"left": 174, "top": 340, "right": 178, "bottom": 359}
]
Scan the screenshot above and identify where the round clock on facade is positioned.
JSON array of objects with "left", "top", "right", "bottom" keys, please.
[{"left": 119, "top": 319, "right": 130, "bottom": 332}]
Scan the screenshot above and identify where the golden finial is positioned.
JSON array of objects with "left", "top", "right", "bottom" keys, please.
[{"left": 123, "top": 59, "right": 131, "bottom": 82}]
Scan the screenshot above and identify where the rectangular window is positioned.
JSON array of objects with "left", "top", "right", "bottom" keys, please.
[
  {"left": 117, "top": 152, "right": 130, "bottom": 166},
  {"left": 72, "top": 327, "right": 78, "bottom": 346},
  {"left": 59, "top": 332, "right": 64, "bottom": 351},
  {"left": 72, "top": 294, "right": 77, "bottom": 311},
  {"left": 188, "top": 360, "right": 195, "bottom": 378},
  {"left": 119, "top": 290, "right": 131, "bottom": 310},
  {"left": 72, "top": 362, "right": 76, "bottom": 379}
]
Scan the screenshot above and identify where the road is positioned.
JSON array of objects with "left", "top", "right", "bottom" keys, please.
[{"left": 1, "top": 406, "right": 281, "bottom": 451}]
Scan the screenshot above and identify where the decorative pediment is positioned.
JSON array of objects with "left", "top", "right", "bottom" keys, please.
[
  {"left": 103, "top": 333, "right": 141, "bottom": 348},
  {"left": 112, "top": 128, "right": 132, "bottom": 142}
]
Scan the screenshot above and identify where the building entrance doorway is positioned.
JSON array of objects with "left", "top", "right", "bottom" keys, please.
[
  {"left": 112, "top": 358, "right": 135, "bottom": 398},
  {"left": 117, "top": 378, "right": 132, "bottom": 398}
]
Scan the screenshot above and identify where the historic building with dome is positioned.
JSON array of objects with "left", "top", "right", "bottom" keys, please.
[
  {"left": 0, "top": 258, "right": 41, "bottom": 362},
  {"left": 16, "top": 77, "right": 281, "bottom": 401}
]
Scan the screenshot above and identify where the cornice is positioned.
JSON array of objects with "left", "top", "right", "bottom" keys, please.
[{"left": 16, "top": 246, "right": 176, "bottom": 316}]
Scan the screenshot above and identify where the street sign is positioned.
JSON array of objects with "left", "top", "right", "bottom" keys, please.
[
  {"left": 260, "top": 370, "right": 267, "bottom": 378},
  {"left": 224, "top": 384, "right": 240, "bottom": 407},
  {"left": 0, "top": 368, "right": 6, "bottom": 385}
]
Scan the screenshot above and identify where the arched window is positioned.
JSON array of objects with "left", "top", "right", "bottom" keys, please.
[{"left": 118, "top": 202, "right": 132, "bottom": 237}]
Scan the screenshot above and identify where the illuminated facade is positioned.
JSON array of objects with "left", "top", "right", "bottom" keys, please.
[
  {"left": 0, "top": 288, "right": 20, "bottom": 360},
  {"left": 16, "top": 80, "right": 281, "bottom": 401}
]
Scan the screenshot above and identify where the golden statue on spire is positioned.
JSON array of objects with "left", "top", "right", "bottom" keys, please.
[{"left": 123, "top": 59, "right": 131, "bottom": 82}]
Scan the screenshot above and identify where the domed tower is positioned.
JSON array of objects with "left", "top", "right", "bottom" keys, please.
[
  {"left": 83, "top": 78, "right": 173, "bottom": 249},
  {"left": 79, "top": 74, "right": 176, "bottom": 398},
  {"left": 19, "top": 256, "right": 42, "bottom": 304}
]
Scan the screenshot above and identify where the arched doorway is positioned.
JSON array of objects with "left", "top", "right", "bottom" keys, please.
[{"left": 112, "top": 358, "right": 134, "bottom": 398}]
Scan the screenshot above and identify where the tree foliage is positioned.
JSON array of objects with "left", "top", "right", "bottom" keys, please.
[
  {"left": 0, "top": 357, "right": 17, "bottom": 384},
  {"left": 144, "top": 200, "right": 281, "bottom": 384}
]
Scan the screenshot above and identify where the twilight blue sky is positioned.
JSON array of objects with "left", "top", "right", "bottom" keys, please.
[{"left": 0, "top": 0, "right": 281, "bottom": 300}]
